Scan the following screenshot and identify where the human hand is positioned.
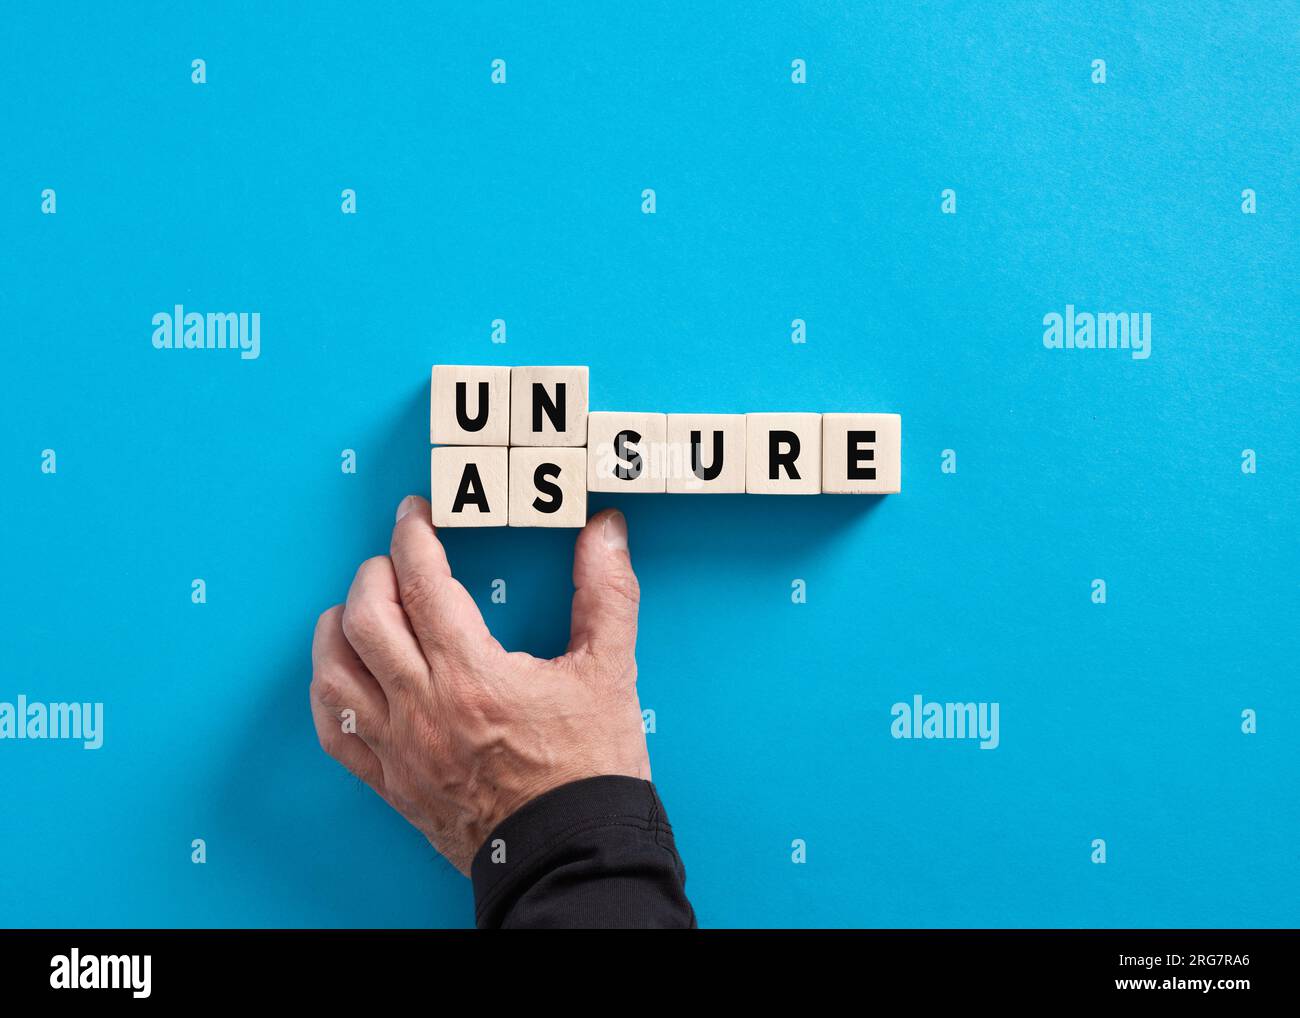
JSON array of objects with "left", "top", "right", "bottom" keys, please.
[{"left": 310, "top": 497, "right": 649, "bottom": 874}]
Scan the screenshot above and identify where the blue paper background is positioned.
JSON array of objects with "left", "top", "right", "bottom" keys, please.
[{"left": 2, "top": 1, "right": 1296, "bottom": 928}]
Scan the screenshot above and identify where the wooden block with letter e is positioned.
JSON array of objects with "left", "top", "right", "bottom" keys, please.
[
  {"left": 745, "top": 413, "right": 822, "bottom": 494},
  {"left": 430, "top": 446, "right": 508, "bottom": 527},
  {"left": 509, "top": 366, "right": 589, "bottom": 447},
  {"left": 429, "top": 365, "right": 511, "bottom": 446},
  {"left": 822, "top": 413, "right": 901, "bottom": 494},
  {"left": 508, "top": 447, "right": 587, "bottom": 527}
]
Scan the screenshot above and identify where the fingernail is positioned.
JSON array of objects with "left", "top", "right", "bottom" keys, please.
[
  {"left": 602, "top": 510, "right": 628, "bottom": 550},
  {"left": 396, "top": 496, "right": 417, "bottom": 522}
]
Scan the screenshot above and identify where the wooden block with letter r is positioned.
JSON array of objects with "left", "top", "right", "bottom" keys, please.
[{"left": 745, "top": 413, "right": 822, "bottom": 494}]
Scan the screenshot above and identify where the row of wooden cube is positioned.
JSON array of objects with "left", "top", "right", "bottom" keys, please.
[
  {"left": 432, "top": 365, "right": 589, "bottom": 446},
  {"left": 432, "top": 413, "right": 902, "bottom": 527}
]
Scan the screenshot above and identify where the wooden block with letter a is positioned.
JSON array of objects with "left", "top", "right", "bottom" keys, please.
[{"left": 430, "top": 446, "right": 508, "bottom": 527}]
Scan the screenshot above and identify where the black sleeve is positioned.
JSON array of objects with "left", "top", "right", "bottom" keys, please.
[{"left": 470, "top": 775, "right": 696, "bottom": 929}]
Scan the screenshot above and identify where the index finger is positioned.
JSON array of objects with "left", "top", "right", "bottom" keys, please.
[{"left": 389, "top": 495, "right": 493, "bottom": 657}]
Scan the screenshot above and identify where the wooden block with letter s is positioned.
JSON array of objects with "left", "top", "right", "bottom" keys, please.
[
  {"left": 508, "top": 447, "right": 588, "bottom": 527},
  {"left": 587, "top": 411, "right": 667, "bottom": 493}
]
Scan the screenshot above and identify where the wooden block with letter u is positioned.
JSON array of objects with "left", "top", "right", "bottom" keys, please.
[
  {"left": 430, "top": 365, "right": 511, "bottom": 446},
  {"left": 664, "top": 413, "right": 746, "bottom": 493}
]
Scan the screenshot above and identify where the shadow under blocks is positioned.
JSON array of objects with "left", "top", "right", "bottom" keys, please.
[{"left": 428, "top": 365, "right": 901, "bottom": 527}]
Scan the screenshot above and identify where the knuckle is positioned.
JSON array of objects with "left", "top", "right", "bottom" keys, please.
[
  {"left": 451, "top": 679, "right": 497, "bottom": 721},
  {"left": 341, "top": 597, "right": 381, "bottom": 647},
  {"left": 358, "top": 555, "right": 393, "bottom": 586},
  {"left": 399, "top": 571, "right": 440, "bottom": 620},
  {"left": 315, "top": 604, "right": 343, "bottom": 638},
  {"left": 310, "top": 670, "right": 345, "bottom": 709}
]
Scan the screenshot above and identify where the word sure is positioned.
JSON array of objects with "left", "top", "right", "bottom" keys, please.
[{"left": 429, "top": 366, "right": 902, "bottom": 527}]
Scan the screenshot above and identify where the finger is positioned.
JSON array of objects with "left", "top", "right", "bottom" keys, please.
[
  {"left": 310, "top": 694, "right": 388, "bottom": 791},
  {"left": 389, "top": 495, "right": 493, "bottom": 659},
  {"left": 341, "top": 556, "right": 429, "bottom": 693},
  {"left": 311, "top": 609, "right": 389, "bottom": 789},
  {"left": 567, "top": 509, "right": 640, "bottom": 670},
  {"left": 312, "top": 605, "right": 390, "bottom": 743}
]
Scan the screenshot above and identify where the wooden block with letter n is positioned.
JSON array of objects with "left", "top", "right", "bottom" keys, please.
[
  {"left": 509, "top": 366, "right": 589, "bottom": 447},
  {"left": 822, "top": 413, "right": 902, "bottom": 494},
  {"left": 430, "top": 365, "right": 511, "bottom": 446},
  {"left": 745, "top": 413, "right": 821, "bottom": 494},
  {"left": 665, "top": 413, "right": 746, "bottom": 493},
  {"left": 430, "top": 446, "right": 508, "bottom": 527},
  {"left": 587, "top": 411, "right": 667, "bottom": 493},
  {"left": 508, "top": 447, "right": 588, "bottom": 527}
]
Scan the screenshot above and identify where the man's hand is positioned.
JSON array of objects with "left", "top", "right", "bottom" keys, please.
[{"left": 310, "top": 496, "right": 649, "bottom": 875}]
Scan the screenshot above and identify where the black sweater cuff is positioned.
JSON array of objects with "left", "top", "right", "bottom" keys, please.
[{"left": 470, "top": 775, "right": 696, "bottom": 929}]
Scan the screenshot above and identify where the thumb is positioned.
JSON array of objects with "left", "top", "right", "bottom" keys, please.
[{"left": 568, "top": 509, "right": 640, "bottom": 666}]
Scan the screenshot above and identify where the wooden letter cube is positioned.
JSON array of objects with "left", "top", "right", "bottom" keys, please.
[
  {"left": 509, "top": 366, "right": 589, "bottom": 447},
  {"left": 665, "top": 413, "right": 746, "bottom": 493},
  {"left": 430, "top": 365, "right": 511, "bottom": 445},
  {"left": 508, "top": 447, "right": 588, "bottom": 527},
  {"left": 822, "top": 413, "right": 902, "bottom": 493},
  {"left": 587, "top": 412, "right": 667, "bottom": 493},
  {"left": 430, "top": 446, "right": 508, "bottom": 527},
  {"left": 745, "top": 413, "right": 822, "bottom": 494}
]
